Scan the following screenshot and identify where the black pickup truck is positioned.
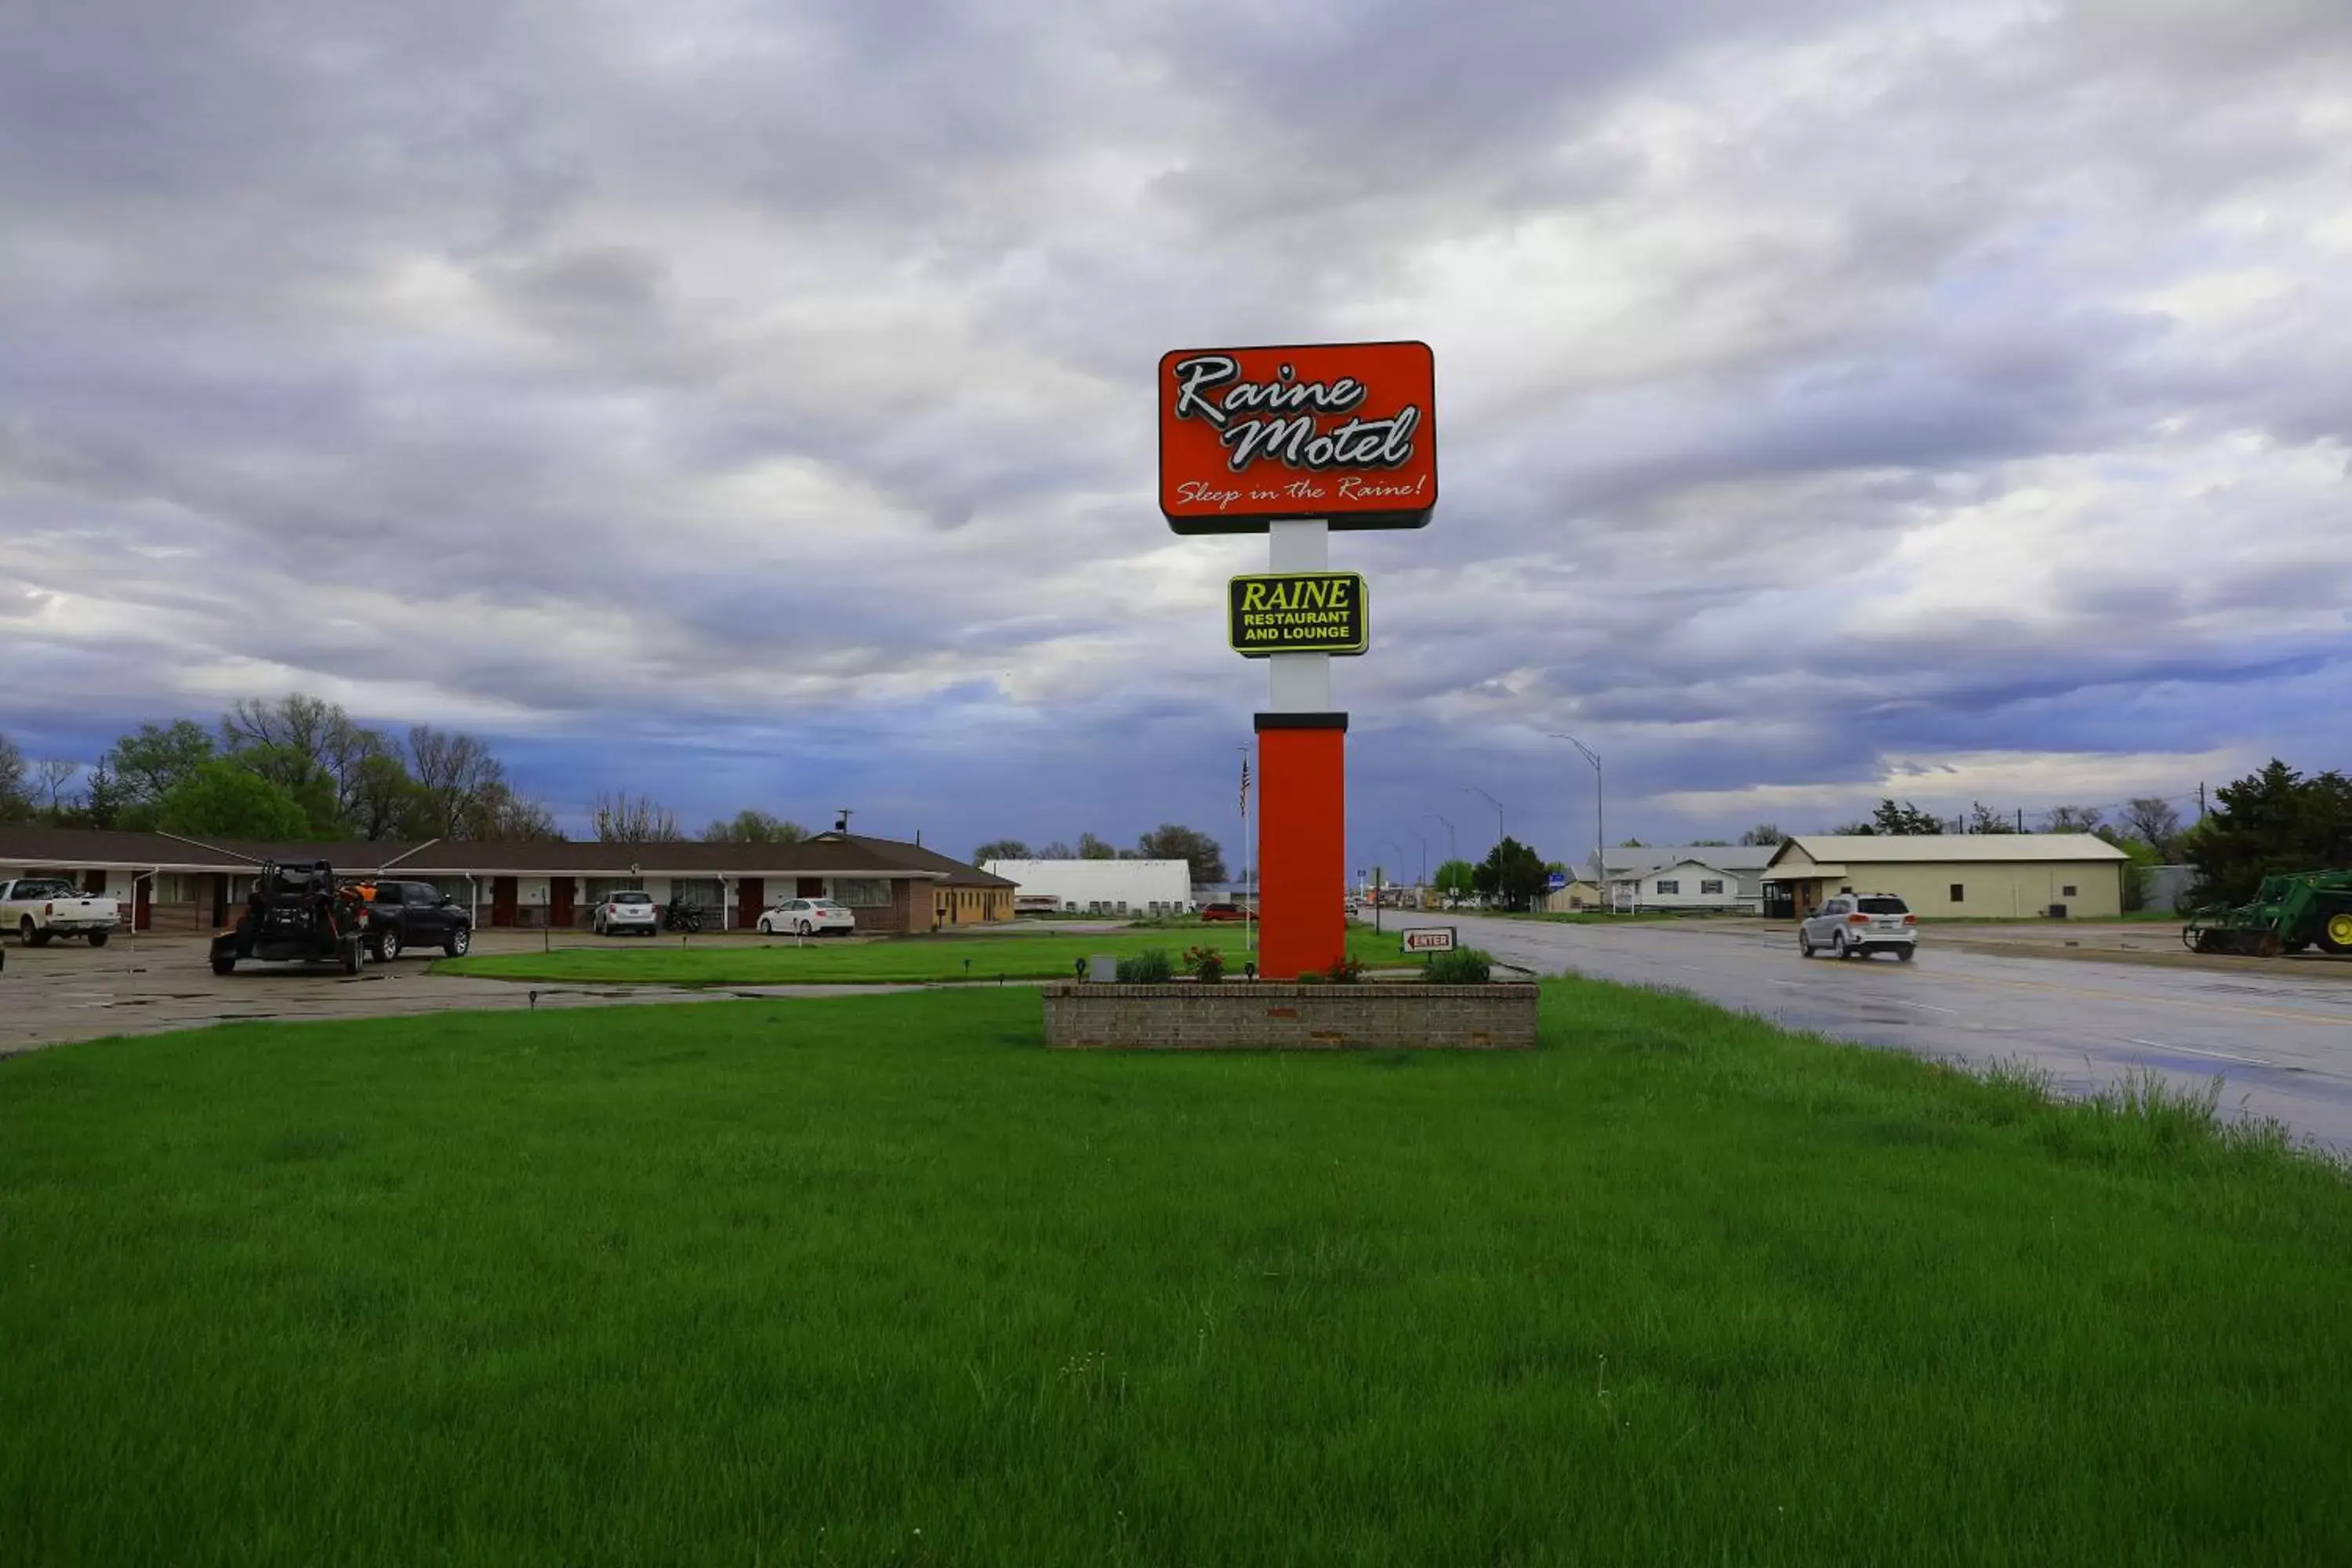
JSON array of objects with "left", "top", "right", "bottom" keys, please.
[{"left": 357, "top": 879, "right": 474, "bottom": 961}]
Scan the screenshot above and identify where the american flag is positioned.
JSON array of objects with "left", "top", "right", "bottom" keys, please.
[{"left": 1238, "top": 754, "right": 1250, "bottom": 813}]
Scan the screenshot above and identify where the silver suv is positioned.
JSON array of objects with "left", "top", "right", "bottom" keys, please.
[{"left": 1799, "top": 892, "right": 1917, "bottom": 961}]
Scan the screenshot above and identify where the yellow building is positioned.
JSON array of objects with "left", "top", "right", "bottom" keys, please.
[{"left": 1761, "top": 834, "right": 2129, "bottom": 921}]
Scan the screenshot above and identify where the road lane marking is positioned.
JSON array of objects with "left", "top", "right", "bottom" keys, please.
[{"left": 2128, "top": 1038, "right": 2285, "bottom": 1070}]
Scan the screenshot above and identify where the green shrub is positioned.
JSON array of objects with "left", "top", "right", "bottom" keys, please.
[
  {"left": 1114, "top": 948, "right": 1174, "bottom": 983},
  {"left": 1325, "top": 956, "right": 1368, "bottom": 984},
  {"left": 1423, "top": 947, "right": 1494, "bottom": 984},
  {"left": 1294, "top": 970, "right": 1327, "bottom": 984},
  {"left": 1181, "top": 945, "right": 1225, "bottom": 982}
]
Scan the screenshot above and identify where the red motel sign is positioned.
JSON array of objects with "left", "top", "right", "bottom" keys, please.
[{"left": 1159, "top": 341, "right": 1437, "bottom": 534}]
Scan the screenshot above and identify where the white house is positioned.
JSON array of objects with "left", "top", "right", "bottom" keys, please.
[
  {"left": 980, "top": 858, "right": 1196, "bottom": 916},
  {"left": 1587, "top": 844, "right": 1776, "bottom": 913},
  {"left": 1616, "top": 857, "right": 1753, "bottom": 913}
]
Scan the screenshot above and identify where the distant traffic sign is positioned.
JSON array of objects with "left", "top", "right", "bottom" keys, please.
[
  {"left": 1546, "top": 871, "right": 1568, "bottom": 891},
  {"left": 1401, "top": 927, "right": 1456, "bottom": 953}
]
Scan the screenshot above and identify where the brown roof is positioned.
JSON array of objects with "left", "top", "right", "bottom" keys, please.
[
  {"left": 817, "top": 832, "right": 1019, "bottom": 888},
  {"left": 0, "top": 826, "right": 958, "bottom": 880}
]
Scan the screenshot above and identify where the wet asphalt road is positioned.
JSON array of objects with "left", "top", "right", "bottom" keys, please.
[{"left": 1426, "top": 914, "right": 2352, "bottom": 1151}]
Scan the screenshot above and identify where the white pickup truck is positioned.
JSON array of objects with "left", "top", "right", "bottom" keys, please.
[{"left": 1, "top": 877, "right": 122, "bottom": 946}]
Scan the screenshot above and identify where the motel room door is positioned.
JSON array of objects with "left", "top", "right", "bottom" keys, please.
[
  {"left": 491, "top": 877, "right": 519, "bottom": 926},
  {"left": 735, "top": 878, "right": 764, "bottom": 927}
]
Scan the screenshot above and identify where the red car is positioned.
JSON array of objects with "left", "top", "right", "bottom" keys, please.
[{"left": 1199, "top": 902, "right": 1247, "bottom": 923}]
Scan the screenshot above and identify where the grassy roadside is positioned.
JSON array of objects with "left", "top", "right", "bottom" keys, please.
[
  {"left": 2, "top": 981, "right": 2345, "bottom": 1566},
  {"left": 437, "top": 926, "right": 1404, "bottom": 985}
]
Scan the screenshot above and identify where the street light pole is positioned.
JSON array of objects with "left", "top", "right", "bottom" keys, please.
[
  {"left": 1550, "top": 733, "right": 1604, "bottom": 913},
  {"left": 1465, "top": 786, "right": 1504, "bottom": 848},
  {"left": 1410, "top": 831, "right": 1428, "bottom": 896},
  {"left": 1426, "top": 813, "right": 1455, "bottom": 864}
]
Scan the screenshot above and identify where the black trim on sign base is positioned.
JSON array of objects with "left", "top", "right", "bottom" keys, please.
[{"left": 1253, "top": 713, "right": 1349, "bottom": 731}]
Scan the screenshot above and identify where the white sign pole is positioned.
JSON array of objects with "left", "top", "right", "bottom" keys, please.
[{"left": 1265, "top": 521, "right": 1332, "bottom": 712}]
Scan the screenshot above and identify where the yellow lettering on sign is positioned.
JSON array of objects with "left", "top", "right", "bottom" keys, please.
[{"left": 1241, "top": 582, "right": 1269, "bottom": 612}]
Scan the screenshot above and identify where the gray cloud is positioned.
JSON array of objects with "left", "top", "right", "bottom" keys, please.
[{"left": 2, "top": 0, "right": 2348, "bottom": 855}]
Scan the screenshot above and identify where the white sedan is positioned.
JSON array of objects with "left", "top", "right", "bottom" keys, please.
[{"left": 757, "top": 898, "right": 855, "bottom": 936}]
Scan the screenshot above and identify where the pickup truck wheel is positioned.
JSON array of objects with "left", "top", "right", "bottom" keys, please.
[
  {"left": 212, "top": 953, "right": 236, "bottom": 975},
  {"left": 88, "top": 931, "right": 108, "bottom": 948},
  {"left": 374, "top": 928, "right": 401, "bottom": 963},
  {"left": 445, "top": 927, "right": 470, "bottom": 957}
]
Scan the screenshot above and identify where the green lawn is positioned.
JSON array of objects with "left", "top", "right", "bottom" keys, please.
[
  {"left": 3, "top": 984, "right": 2347, "bottom": 1566},
  {"left": 439, "top": 926, "right": 1404, "bottom": 985}
]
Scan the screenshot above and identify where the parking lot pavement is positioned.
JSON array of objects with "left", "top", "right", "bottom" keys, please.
[
  {"left": 1427, "top": 913, "right": 2352, "bottom": 1152},
  {"left": 0, "top": 931, "right": 917, "bottom": 1057}
]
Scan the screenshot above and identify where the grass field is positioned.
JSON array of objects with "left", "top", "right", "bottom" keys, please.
[
  {"left": 439, "top": 925, "right": 1405, "bottom": 985},
  {"left": 4, "top": 983, "right": 2347, "bottom": 1566}
]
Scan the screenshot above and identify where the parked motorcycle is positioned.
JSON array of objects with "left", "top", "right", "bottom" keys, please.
[{"left": 662, "top": 893, "right": 703, "bottom": 934}]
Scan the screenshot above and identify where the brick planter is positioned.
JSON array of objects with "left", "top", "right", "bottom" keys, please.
[{"left": 1041, "top": 982, "right": 1539, "bottom": 1051}]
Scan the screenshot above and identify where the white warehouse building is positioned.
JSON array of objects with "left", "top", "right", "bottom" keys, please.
[{"left": 982, "top": 858, "right": 1196, "bottom": 916}]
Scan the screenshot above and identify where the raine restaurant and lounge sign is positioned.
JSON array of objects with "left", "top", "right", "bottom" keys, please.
[
  {"left": 1159, "top": 340, "right": 1438, "bottom": 535},
  {"left": 1227, "top": 572, "right": 1368, "bottom": 657}
]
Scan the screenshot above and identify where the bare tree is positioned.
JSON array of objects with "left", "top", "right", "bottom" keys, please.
[
  {"left": 34, "top": 758, "right": 80, "bottom": 815},
  {"left": 2121, "top": 797, "right": 2182, "bottom": 853},
  {"left": 0, "top": 731, "right": 24, "bottom": 821},
  {"left": 1737, "top": 824, "right": 1787, "bottom": 846},
  {"left": 222, "top": 693, "right": 341, "bottom": 768},
  {"left": 592, "top": 790, "right": 681, "bottom": 843},
  {"left": 474, "top": 782, "right": 563, "bottom": 840},
  {"left": 2038, "top": 804, "right": 2104, "bottom": 834},
  {"left": 408, "top": 725, "right": 506, "bottom": 839}
]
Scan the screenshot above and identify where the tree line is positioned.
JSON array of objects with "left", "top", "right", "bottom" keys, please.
[
  {"left": 0, "top": 696, "right": 816, "bottom": 847},
  {"left": 971, "top": 826, "right": 1229, "bottom": 887}
]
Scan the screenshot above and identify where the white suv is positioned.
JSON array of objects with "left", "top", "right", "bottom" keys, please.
[{"left": 1799, "top": 892, "right": 1917, "bottom": 961}]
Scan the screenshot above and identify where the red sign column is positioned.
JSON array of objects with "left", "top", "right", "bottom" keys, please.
[{"left": 1254, "top": 713, "right": 1347, "bottom": 978}]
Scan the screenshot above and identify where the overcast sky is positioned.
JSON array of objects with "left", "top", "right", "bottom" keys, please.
[{"left": 3, "top": 0, "right": 2348, "bottom": 865}]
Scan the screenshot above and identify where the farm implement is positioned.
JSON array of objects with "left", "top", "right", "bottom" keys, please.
[{"left": 2183, "top": 869, "right": 2352, "bottom": 958}]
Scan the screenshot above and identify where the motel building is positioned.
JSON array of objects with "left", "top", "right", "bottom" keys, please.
[
  {"left": 0, "top": 826, "right": 1015, "bottom": 936},
  {"left": 1759, "top": 833, "right": 2132, "bottom": 921}
]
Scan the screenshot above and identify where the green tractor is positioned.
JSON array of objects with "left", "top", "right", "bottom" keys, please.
[{"left": 2182, "top": 870, "right": 2352, "bottom": 958}]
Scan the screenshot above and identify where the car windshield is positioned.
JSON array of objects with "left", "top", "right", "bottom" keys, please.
[
  {"left": 811, "top": 901, "right": 845, "bottom": 911},
  {"left": 1857, "top": 896, "right": 1908, "bottom": 914},
  {"left": 612, "top": 892, "right": 652, "bottom": 905}
]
